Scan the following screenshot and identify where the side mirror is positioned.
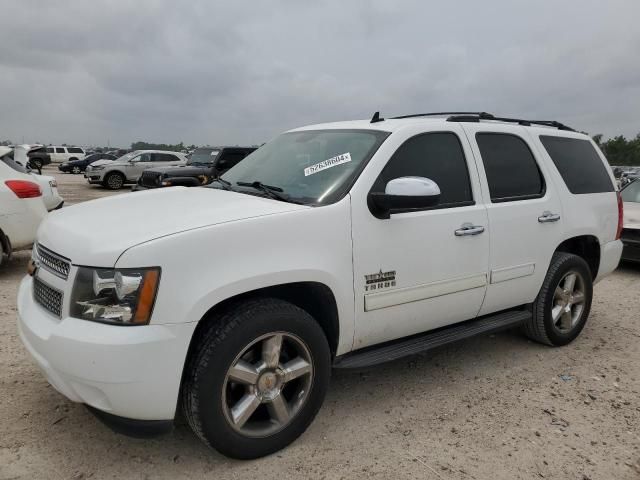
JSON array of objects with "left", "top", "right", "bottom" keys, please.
[{"left": 368, "top": 176, "right": 441, "bottom": 219}]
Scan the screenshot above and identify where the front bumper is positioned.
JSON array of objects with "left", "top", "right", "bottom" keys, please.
[{"left": 17, "top": 275, "right": 197, "bottom": 421}]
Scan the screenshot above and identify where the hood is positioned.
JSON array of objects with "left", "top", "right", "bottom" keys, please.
[
  {"left": 87, "top": 159, "right": 112, "bottom": 168},
  {"left": 37, "top": 187, "right": 308, "bottom": 266},
  {"left": 624, "top": 201, "right": 640, "bottom": 229}
]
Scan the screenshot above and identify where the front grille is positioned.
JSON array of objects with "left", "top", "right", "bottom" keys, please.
[
  {"left": 33, "top": 277, "right": 63, "bottom": 318},
  {"left": 140, "top": 171, "right": 162, "bottom": 188},
  {"left": 35, "top": 243, "right": 71, "bottom": 279}
]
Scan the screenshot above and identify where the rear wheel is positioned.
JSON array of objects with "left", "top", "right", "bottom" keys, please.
[
  {"left": 182, "top": 298, "right": 331, "bottom": 459},
  {"left": 524, "top": 252, "right": 593, "bottom": 346},
  {"left": 104, "top": 172, "right": 124, "bottom": 190}
]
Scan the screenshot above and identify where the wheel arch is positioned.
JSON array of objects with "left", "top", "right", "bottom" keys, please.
[
  {"left": 0, "top": 228, "right": 11, "bottom": 260},
  {"left": 554, "top": 235, "right": 600, "bottom": 279},
  {"left": 186, "top": 281, "right": 340, "bottom": 359}
]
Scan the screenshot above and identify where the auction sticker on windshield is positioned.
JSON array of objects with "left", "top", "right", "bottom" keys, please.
[{"left": 304, "top": 153, "right": 351, "bottom": 176}]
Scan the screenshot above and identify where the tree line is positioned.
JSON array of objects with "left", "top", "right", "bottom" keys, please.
[{"left": 592, "top": 133, "right": 640, "bottom": 166}]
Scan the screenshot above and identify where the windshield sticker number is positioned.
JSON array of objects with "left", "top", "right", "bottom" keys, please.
[{"left": 304, "top": 152, "right": 351, "bottom": 177}]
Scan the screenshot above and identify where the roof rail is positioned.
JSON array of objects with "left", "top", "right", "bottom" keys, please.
[
  {"left": 389, "top": 111, "right": 575, "bottom": 131},
  {"left": 391, "top": 112, "right": 494, "bottom": 119},
  {"left": 446, "top": 113, "right": 575, "bottom": 131}
]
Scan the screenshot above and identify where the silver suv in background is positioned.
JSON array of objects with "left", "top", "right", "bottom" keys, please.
[{"left": 85, "top": 150, "right": 187, "bottom": 189}]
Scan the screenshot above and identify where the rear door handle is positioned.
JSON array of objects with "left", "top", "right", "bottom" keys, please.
[
  {"left": 455, "top": 223, "right": 485, "bottom": 236},
  {"left": 538, "top": 211, "right": 561, "bottom": 223}
]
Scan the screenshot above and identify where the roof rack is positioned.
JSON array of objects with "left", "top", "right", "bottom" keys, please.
[{"left": 388, "top": 111, "right": 575, "bottom": 131}]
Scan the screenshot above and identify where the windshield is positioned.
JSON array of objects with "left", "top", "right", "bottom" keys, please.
[
  {"left": 216, "top": 129, "right": 389, "bottom": 204},
  {"left": 622, "top": 180, "right": 640, "bottom": 203},
  {"left": 188, "top": 148, "right": 220, "bottom": 165},
  {"left": 1, "top": 151, "right": 28, "bottom": 173},
  {"left": 114, "top": 151, "right": 137, "bottom": 162}
]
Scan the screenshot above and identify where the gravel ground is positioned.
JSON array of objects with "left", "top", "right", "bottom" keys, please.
[{"left": 1, "top": 167, "right": 639, "bottom": 479}]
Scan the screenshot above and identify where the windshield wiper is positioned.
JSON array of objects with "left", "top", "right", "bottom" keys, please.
[
  {"left": 211, "top": 177, "right": 234, "bottom": 191},
  {"left": 236, "top": 181, "right": 301, "bottom": 203}
]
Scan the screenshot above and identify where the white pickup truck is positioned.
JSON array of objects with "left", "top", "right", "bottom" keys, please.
[{"left": 17, "top": 112, "right": 622, "bottom": 459}]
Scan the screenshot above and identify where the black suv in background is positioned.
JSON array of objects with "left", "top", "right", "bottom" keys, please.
[
  {"left": 133, "top": 146, "right": 256, "bottom": 190},
  {"left": 58, "top": 153, "right": 117, "bottom": 174},
  {"left": 26, "top": 146, "right": 51, "bottom": 171}
]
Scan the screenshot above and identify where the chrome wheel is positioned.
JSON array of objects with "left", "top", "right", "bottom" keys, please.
[
  {"left": 551, "top": 271, "right": 586, "bottom": 333},
  {"left": 222, "top": 332, "right": 313, "bottom": 437},
  {"left": 72, "top": 166, "right": 81, "bottom": 174}
]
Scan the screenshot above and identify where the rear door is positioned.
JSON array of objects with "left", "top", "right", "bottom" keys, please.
[
  {"left": 462, "top": 123, "right": 565, "bottom": 315},
  {"left": 152, "top": 153, "right": 184, "bottom": 168},
  {"left": 125, "top": 152, "right": 153, "bottom": 180}
]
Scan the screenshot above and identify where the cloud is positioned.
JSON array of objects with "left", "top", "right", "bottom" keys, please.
[{"left": 1, "top": 0, "right": 639, "bottom": 146}]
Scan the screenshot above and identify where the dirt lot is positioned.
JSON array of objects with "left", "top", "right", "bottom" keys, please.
[{"left": 1, "top": 167, "right": 639, "bottom": 479}]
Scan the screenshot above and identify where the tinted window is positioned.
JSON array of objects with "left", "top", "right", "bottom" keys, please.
[
  {"left": 217, "top": 151, "right": 248, "bottom": 170},
  {"left": 154, "top": 153, "right": 178, "bottom": 162},
  {"left": 1, "top": 151, "right": 28, "bottom": 173},
  {"left": 67, "top": 147, "right": 84, "bottom": 153},
  {"left": 621, "top": 180, "right": 640, "bottom": 203},
  {"left": 372, "top": 132, "right": 473, "bottom": 207},
  {"left": 476, "top": 133, "right": 544, "bottom": 202},
  {"left": 135, "top": 153, "right": 152, "bottom": 162},
  {"left": 55, "top": 147, "right": 66, "bottom": 153},
  {"left": 539, "top": 136, "right": 614, "bottom": 194},
  {"left": 46, "top": 147, "right": 54, "bottom": 153}
]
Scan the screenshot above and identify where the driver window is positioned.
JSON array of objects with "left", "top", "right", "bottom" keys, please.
[
  {"left": 372, "top": 132, "right": 473, "bottom": 207},
  {"left": 135, "top": 153, "right": 152, "bottom": 162}
]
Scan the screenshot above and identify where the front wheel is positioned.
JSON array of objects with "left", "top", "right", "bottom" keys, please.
[
  {"left": 71, "top": 166, "right": 81, "bottom": 174},
  {"left": 182, "top": 298, "right": 331, "bottom": 459},
  {"left": 104, "top": 172, "right": 124, "bottom": 190},
  {"left": 524, "top": 252, "right": 593, "bottom": 346}
]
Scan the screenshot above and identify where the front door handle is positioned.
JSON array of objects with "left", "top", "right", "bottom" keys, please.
[
  {"left": 538, "top": 211, "right": 561, "bottom": 223},
  {"left": 455, "top": 223, "right": 485, "bottom": 236}
]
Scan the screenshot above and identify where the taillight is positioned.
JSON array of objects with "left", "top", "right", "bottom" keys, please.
[
  {"left": 616, "top": 191, "right": 624, "bottom": 240},
  {"left": 5, "top": 180, "right": 42, "bottom": 199}
]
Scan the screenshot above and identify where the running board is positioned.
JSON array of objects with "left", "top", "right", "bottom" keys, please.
[{"left": 333, "top": 310, "right": 530, "bottom": 369}]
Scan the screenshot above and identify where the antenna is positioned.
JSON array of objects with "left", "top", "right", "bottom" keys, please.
[{"left": 370, "top": 111, "right": 384, "bottom": 123}]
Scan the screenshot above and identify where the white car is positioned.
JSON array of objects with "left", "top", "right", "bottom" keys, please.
[
  {"left": 17, "top": 112, "right": 622, "bottom": 459},
  {"left": 46, "top": 146, "right": 86, "bottom": 163},
  {"left": 85, "top": 150, "right": 187, "bottom": 189},
  {"left": 0, "top": 147, "right": 48, "bottom": 266},
  {"left": 9, "top": 149, "right": 64, "bottom": 211},
  {"left": 620, "top": 179, "right": 640, "bottom": 262}
]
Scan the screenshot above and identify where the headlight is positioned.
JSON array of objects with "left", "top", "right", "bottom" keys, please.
[
  {"left": 91, "top": 166, "right": 104, "bottom": 171},
  {"left": 70, "top": 267, "right": 161, "bottom": 325}
]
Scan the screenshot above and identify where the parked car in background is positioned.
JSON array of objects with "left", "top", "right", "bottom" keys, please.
[
  {"left": 133, "top": 147, "right": 256, "bottom": 190},
  {"left": 26, "top": 146, "right": 52, "bottom": 170},
  {"left": 620, "top": 178, "right": 640, "bottom": 262},
  {"left": 85, "top": 150, "right": 187, "bottom": 189},
  {"left": 0, "top": 147, "right": 48, "bottom": 266},
  {"left": 46, "top": 146, "right": 86, "bottom": 163},
  {"left": 3, "top": 149, "right": 64, "bottom": 211},
  {"left": 58, "top": 153, "right": 117, "bottom": 174}
]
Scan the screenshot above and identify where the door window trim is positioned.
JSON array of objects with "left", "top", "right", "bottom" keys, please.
[
  {"left": 368, "top": 131, "right": 476, "bottom": 217},
  {"left": 475, "top": 132, "right": 547, "bottom": 203}
]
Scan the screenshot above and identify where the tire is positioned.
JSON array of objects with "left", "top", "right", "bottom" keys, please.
[
  {"left": 71, "top": 166, "right": 81, "bottom": 174},
  {"left": 0, "top": 239, "right": 4, "bottom": 268},
  {"left": 104, "top": 172, "right": 124, "bottom": 190},
  {"left": 32, "top": 159, "right": 43, "bottom": 169},
  {"left": 182, "top": 298, "right": 331, "bottom": 459},
  {"left": 524, "top": 252, "right": 593, "bottom": 346}
]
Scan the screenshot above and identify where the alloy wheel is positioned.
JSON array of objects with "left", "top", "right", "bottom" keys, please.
[
  {"left": 551, "top": 270, "right": 586, "bottom": 333},
  {"left": 222, "top": 332, "right": 313, "bottom": 437}
]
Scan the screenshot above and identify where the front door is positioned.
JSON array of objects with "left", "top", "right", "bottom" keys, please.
[
  {"left": 125, "top": 152, "right": 153, "bottom": 181},
  {"left": 461, "top": 123, "right": 565, "bottom": 315},
  {"left": 351, "top": 126, "right": 490, "bottom": 350}
]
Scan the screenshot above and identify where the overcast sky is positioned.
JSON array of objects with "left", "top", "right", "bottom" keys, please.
[{"left": 1, "top": 0, "right": 639, "bottom": 147}]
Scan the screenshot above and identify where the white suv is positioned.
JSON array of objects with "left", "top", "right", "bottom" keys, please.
[
  {"left": 46, "top": 146, "right": 86, "bottom": 163},
  {"left": 17, "top": 112, "right": 623, "bottom": 459}
]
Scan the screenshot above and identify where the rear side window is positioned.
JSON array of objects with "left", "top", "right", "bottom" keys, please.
[
  {"left": 67, "top": 147, "right": 83, "bottom": 153},
  {"left": 47, "top": 147, "right": 54, "bottom": 153},
  {"left": 539, "top": 136, "right": 614, "bottom": 194},
  {"left": 476, "top": 133, "right": 544, "bottom": 202},
  {"left": 373, "top": 132, "right": 473, "bottom": 207},
  {"left": 55, "top": 147, "right": 66, "bottom": 153},
  {"left": 154, "top": 153, "right": 179, "bottom": 162}
]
